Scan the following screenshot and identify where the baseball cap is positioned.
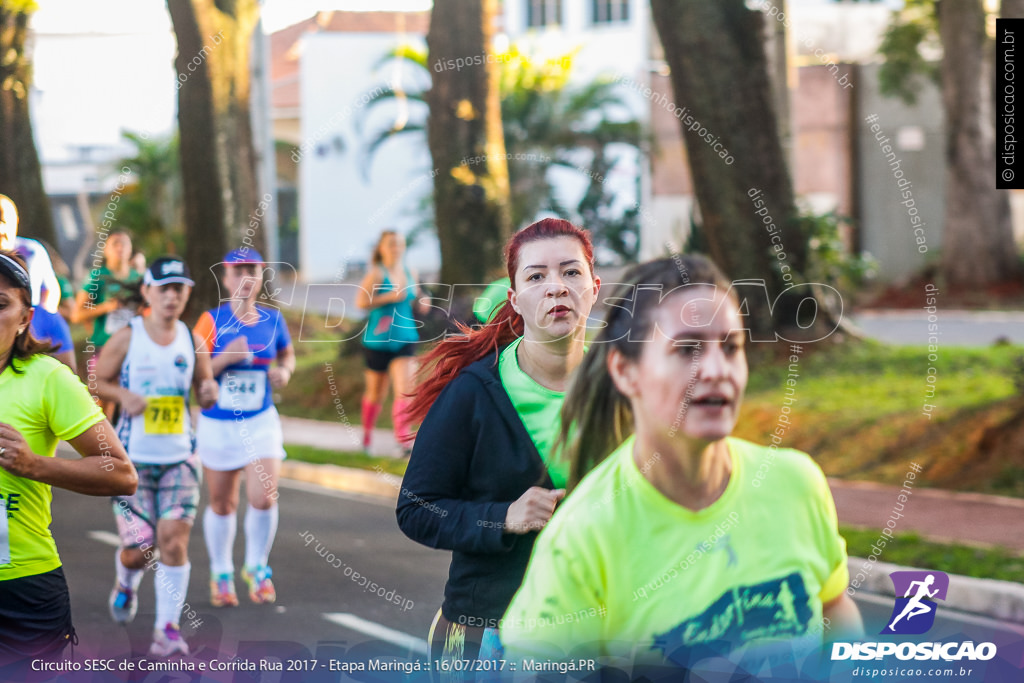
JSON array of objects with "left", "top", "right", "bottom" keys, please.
[
  {"left": 0, "top": 252, "right": 30, "bottom": 291},
  {"left": 224, "top": 248, "right": 264, "bottom": 265},
  {"left": 145, "top": 256, "right": 194, "bottom": 286}
]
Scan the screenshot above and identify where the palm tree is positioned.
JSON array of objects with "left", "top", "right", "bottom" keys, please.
[
  {"left": 358, "top": 44, "right": 647, "bottom": 262},
  {"left": 117, "top": 131, "right": 184, "bottom": 256},
  {"left": 0, "top": 0, "right": 55, "bottom": 245}
]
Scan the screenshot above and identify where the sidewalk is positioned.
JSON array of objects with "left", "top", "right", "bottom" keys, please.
[
  {"left": 280, "top": 415, "right": 401, "bottom": 457},
  {"left": 830, "top": 478, "right": 1024, "bottom": 552}
]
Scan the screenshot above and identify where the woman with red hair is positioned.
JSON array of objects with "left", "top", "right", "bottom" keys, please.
[{"left": 397, "top": 218, "right": 601, "bottom": 669}]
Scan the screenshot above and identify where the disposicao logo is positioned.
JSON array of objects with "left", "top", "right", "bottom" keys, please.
[
  {"left": 831, "top": 570, "right": 997, "bottom": 663},
  {"left": 882, "top": 570, "right": 948, "bottom": 635}
]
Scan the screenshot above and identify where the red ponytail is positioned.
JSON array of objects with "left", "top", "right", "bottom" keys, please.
[{"left": 406, "top": 218, "right": 594, "bottom": 427}]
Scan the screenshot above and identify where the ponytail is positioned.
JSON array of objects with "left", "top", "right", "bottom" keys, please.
[
  {"left": 559, "top": 339, "right": 634, "bottom": 491},
  {"left": 405, "top": 300, "right": 523, "bottom": 427}
]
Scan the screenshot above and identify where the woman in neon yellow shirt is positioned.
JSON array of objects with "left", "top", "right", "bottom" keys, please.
[
  {"left": 0, "top": 251, "right": 137, "bottom": 666},
  {"left": 502, "top": 256, "right": 863, "bottom": 673}
]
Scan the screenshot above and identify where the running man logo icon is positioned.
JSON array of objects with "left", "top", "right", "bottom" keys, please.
[{"left": 881, "top": 570, "right": 949, "bottom": 635}]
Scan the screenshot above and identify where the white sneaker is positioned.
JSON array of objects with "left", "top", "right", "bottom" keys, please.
[
  {"left": 108, "top": 582, "right": 137, "bottom": 624},
  {"left": 149, "top": 622, "right": 190, "bottom": 657}
]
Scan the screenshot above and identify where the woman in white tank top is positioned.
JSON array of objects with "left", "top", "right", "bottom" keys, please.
[{"left": 94, "top": 257, "right": 218, "bottom": 657}]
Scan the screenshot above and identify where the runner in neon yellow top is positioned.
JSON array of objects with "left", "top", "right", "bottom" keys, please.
[
  {"left": 0, "top": 250, "right": 136, "bottom": 664},
  {"left": 501, "top": 256, "right": 863, "bottom": 671},
  {"left": 0, "top": 356, "right": 111, "bottom": 581},
  {"left": 502, "top": 435, "right": 846, "bottom": 661}
]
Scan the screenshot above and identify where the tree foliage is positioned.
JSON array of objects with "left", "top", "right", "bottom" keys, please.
[
  {"left": 360, "top": 44, "right": 647, "bottom": 263},
  {"left": 0, "top": 0, "right": 55, "bottom": 245},
  {"left": 876, "top": 0, "right": 940, "bottom": 104},
  {"left": 117, "top": 131, "right": 184, "bottom": 257}
]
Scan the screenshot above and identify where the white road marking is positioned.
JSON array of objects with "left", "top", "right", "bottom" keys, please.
[
  {"left": 88, "top": 530, "right": 122, "bottom": 547},
  {"left": 323, "top": 613, "right": 429, "bottom": 656}
]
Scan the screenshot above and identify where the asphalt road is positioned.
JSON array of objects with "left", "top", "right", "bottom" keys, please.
[
  {"left": 847, "top": 310, "right": 1024, "bottom": 347},
  {"left": 39, "top": 470, "right": 1024, "bottom": 682},
  {"left": 50, "top": 475, "right": 448, "bottom": 677}
]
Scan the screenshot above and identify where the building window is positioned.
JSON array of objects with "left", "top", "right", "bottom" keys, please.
[
  {"left": 592, "top": 0, "right": 629, "bottom": 24},
  {"left": 526, "top": 0, "right": 562, "bottom": 27}
]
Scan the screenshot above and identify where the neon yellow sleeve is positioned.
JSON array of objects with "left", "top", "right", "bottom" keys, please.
[
  {"left": 813, "top": 466, "right": 849, "bottom": 603},
  {"left": 45, "top": 361, "right": 104, "bottom": 442},
  {"left": 501, "top": 535, "right": 607, "bottom": 661}
]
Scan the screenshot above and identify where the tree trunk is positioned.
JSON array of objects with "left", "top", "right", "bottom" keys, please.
[
  {"left": 650, "top": 0, "right": 804, "bottom": 338},
  {"left": 167, "top": 0, "right": 261, "bottom": 314},
  {"left": 426, "top": 0, "right": 512, "bottom": 288},
  {"left": 0, "top": 2, "right": 56, "bottom": 245},
  {"left": 939, "top": 0, "right": 1021, "bottom": 286}
]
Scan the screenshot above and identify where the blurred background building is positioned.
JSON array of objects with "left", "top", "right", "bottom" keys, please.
[{"left": 25, "top": 0, "right": 1024, "bottom": 283}]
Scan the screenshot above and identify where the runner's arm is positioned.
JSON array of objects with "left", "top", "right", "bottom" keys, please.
[
  {"left": 268, "top": 344, "right": 295, "bottom": 388},
  {"left": 93, "top": 326, "right": 146, "bottom": 416},
  {"left": 356, "top": 269, "right": 400, "bottom": 310},
  {"left": 70, "top": 289, "right": 116, "bottom": 324},
  {"left": 58, "top": 421, "right": 137, "bottom": 496},
  {"left": 0, "top": 420, "right": 136, "bottom": 497},
  {"left": 821, "top": 593, "right": 864, "bottom": 642},
  {"left": 192, "top": 331, "right": 219, "bottom": 409}
]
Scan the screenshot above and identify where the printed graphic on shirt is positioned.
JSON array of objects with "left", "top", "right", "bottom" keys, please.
[{"left": 651, "top": 571, "right": 811, "bottom": 656}]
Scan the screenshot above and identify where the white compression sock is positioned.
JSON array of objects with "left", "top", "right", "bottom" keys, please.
[
  {"left": 244, "top": 505, "right": 279, "bottom": 569},
  {"left": 203, "top": 508, "right": 236, "bottom": 576},
  {"left": 115, "top": 548, "right": 144, "bottom": 590},
  {"left": 154, "top": 562, "right": 190, "bottom": 629}
]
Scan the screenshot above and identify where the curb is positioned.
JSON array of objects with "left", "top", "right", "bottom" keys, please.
[
  {"left": 281, "top": 460, "right": 400, "bottom": 500},
  {"left": 848, "top": 557, "right": 1024, "bottom": 625},
  {"left": 277, "top": 460, "right": 1024, "bottom": 627}
]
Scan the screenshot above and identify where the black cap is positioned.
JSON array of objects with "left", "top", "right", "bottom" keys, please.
[
  {"left": 0, "top": 252, "right": 30, "bottom": 291},
  {"left": 145, "top": 256, "right": 194, "bottom": 287}
]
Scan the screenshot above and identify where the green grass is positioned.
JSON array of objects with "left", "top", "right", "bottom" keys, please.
[
  {"left": 285, "top": 444, "right": 408, "bottom": 476},
  {"left": 841, "top": 526, "right": 1024, "bottom": 583},
  {"left": 745, "top": 341, "right": 1020, "bottom": 417},
  {"left": 279, "top": 311, "right": 1024, "bottom": 497},
  {"left": 735, "top": 340, "right": 1024, "bottom": 496}
]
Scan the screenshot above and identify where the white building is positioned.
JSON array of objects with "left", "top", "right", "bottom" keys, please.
[{"left": 277, "top": 1, "right": 655, "bottom": 281}]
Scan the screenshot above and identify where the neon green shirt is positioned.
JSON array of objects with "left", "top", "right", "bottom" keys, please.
[
  {"left": 81, "top": 266, "right": 142, "bottom": 347},
  {"left": 0, "top": 354, "right": 104, "bottom": 581},
  {"left": 501, "top": 435, "right": 848, "bottom": 663},
  {"left": 498, "top": 337, "right": 569, "bottom": 489},
  {"left": 474, "top": 277, "right": 511, "bottom": 323}
]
